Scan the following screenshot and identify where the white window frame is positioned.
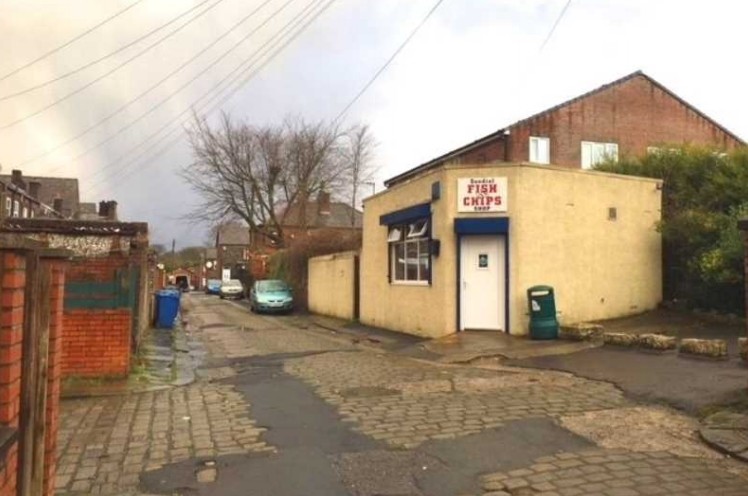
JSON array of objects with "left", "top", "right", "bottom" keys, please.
[
  {"left": 4, "top": 198, "right": 10, "bottom": 216},
  {"left": 388, "top": 221, "right": 430, "bottom": 285},
  {"left": 529, "top": 136, "right": 550, "bottom": 164},
  {"left": 581, "top": 141, "right": 619, "bottom": 169},
  {"left": 12, "top": 200, "right": 19, "bottom": 218},
  {"left": 22, "top": 207, "right": 28, "bottom": 218}
]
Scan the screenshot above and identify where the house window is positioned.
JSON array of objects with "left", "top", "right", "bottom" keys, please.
[
  {"left": 22, "top": 207, "right": 28, "bottom": 218},
  {"left": 529, "top": 137, "right": 550, "bottom": 164},
  {"left": 4, "top": 198, "right": 10, "bottom": 217},
  {"left": 12, "top": 201, "right": 19, "bottom": 218},
  {"left": 388, "top": 219, "right": 430, "bottom": 284},
  {"left": 581, "top": 141, "right": 618, "bottom": 169}
]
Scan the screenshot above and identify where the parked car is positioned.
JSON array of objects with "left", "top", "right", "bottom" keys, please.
[
  {"left": 205, "top": 279, "right": 222, "bottom": 295},
  {"left": 249, "top": 279, "right": 293, "bottom": 314},
  {"left": 219, "top": 279, "right": 244, "bottom": 300}
]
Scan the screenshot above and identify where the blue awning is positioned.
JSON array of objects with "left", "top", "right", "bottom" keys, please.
[{"left": 379, "top": 202, "right": 431, "bottom": 225}]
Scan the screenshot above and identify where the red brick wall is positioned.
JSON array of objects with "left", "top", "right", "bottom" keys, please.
[
  {"left": 455, "top": 74, "right": 742, "bottom": 168},
  {"left": 0, "top": 252, "right": 64, "bottom": 496},
  {"left": 0, "top": 252, "right": 24, "bottom": 496},
  {"left": 62, "top": 253, "right": 133, "bottom": 378},
  {"left": 61, "top": 309, "right": 131, "bottom": 377}
]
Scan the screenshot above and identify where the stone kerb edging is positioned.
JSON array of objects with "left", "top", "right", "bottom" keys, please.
[
  {"left": 560, "top": 323, "right": 741, "bottom": 361},
  {"left": 679, "top": 338, "right": 728, "bottom": 359},
  {"left": 558, "top": 323, "right": 604, "bottom": 341}
]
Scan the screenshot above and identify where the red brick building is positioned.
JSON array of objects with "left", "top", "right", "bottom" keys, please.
[{"left": 386, "top": 71, "right": 744, "bottom": 186}]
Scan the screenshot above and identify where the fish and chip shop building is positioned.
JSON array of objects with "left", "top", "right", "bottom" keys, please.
[{"left": 358, "top": 163, "right": 663, "bottom": 338}]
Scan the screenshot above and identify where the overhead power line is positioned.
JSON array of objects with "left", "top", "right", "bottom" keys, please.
[
  {"left": 1, "top": 0, "right": 227, "bottom": 130},
  {"left": 83, "top": 0, "right": 336, "bottom": 196},
  {"left": 17, "top": 0, "right": 284, "bottom": 165},
  {"left": 538, "top": 0, "right": 573, "bottom": 53},
  {"left": 333, "top": 0, "right": 445, "bottom": 124},
  {"left": 0, "top": 0, "right": 216, "bottom": 102},
  {"left": 0, "top": 0, "right": 146, "bottom": 82}
]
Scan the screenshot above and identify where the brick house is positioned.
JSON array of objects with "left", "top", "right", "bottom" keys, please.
[
  {"left": 0, "top": 170, "right": 67, "bottom": 220},
  {"left": 386, "top": 71, "right": 744, "bottom": 186},
  {"left": 216, "top": 193, "right": 363, "bottom": 281}
]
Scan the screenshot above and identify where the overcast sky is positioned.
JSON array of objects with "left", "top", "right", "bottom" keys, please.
[{"left": 1, "top": 0, "right": 747, "bottom": 247}]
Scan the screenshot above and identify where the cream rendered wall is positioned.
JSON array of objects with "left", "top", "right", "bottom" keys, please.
[
  {"left": 362, "top": 163, "right": 662, "bottom": 338},
  {"left": 308, "top": 251, "right": 358, "bottom": 320},
  {"left": 360, "top": 169, "right": 452, "bottom": 338},
  {"left": 509, "top": 165, "right": 662, "bottom": 333}
]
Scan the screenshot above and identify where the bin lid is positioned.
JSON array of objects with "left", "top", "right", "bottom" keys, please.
[{"left": 528, "top": 285, "right": 554, "bottom": 293}]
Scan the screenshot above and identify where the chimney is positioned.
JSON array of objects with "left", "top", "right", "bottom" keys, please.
[
  {"left": 317, "top": 191, "right": 331, "bottom": 216},
  {"left": 10, "top": 169, "right": 24, "bottom": 189},
  {"left": 106, "top": 201, "right": 118, "bottom": 221},
  {"left": 98, "top": 200, "right": 108, "bottom": 218},
  {"left": 28, "top": 181, "right": 41, "bottom": 199},
  {"left": 53, "top": 198, "right": 64, "bottom": 214}
]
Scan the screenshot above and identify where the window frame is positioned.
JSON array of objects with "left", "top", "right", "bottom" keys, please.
[
  {"left": 581, "top": 141, "right": 619, "bottom": 169},
  {"left": 529, "top": 136, "right": 550, "bottom": 164},
  {"left": 387, "top": 218, "right": 431, "bottom": 285}
]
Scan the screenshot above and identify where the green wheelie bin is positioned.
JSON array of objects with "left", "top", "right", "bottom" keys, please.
[{"left": 527, "top": 285, "right": 559, "bottom": 340}]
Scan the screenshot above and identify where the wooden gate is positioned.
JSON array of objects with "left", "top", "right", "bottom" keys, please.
[{"left": 18, "top": 252, "right": 52, "bottom": 496}]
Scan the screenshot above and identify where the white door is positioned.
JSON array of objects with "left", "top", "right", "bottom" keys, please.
[{"left": 460, "top": 235, "right": 505, "bottom": 331}]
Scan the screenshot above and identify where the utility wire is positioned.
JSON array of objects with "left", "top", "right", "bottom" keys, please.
[
  {"left": 17, "top": 0, "right": 283, "bottom": 166},
  {"left": 83, "top": 0, "right": 335, "bottom": 196},
  {"left": 1, "top": 0, "right": 227, "bottom": 130},
  {"left": 0, "top": 0, "right": 146, "bottom": 82},
  {"left": 333, "top": 0, "right": 445, "bottom": 124},
  {"left": 85, "top": 0, "right": 326, "bottom": 182},
  {"left": 0, "top": 0, "right": 215, "bottom": 102},
  {"left": 538, "top": 0, "right": 573, "bottom": 53}
]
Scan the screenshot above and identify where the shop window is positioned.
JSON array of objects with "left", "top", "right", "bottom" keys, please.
[
  {"left": 388, "top": 220, "right": 430, "bottom": 284},
  {"left": 529, "top": 136, "right": 550, "bottom": 164},
  {"left": 581, "top": 141, "right": 618, "bottom": 169}
]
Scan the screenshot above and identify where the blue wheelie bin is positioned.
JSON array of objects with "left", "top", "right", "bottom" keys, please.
[{"left": 156, "top": 289, "right": 181, "bottom": 329}]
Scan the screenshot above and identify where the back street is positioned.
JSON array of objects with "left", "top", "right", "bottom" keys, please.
[{"left": 55, "top": 294, "right": 748, "bottom": 496}]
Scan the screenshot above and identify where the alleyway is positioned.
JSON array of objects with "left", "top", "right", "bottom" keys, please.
[{"left": 56, "top": 295, "right": 748, "bottom": 495}]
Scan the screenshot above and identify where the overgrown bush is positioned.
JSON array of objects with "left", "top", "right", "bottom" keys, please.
[
  {"left": 268, "top": 229, "right": 362, "bottom": 310},
  {"left": 596, "top": 146, "right": 748, "bottom": 313}
]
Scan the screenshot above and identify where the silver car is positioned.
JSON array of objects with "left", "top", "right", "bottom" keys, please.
[{"left": 219, "top": 279, "right": 244, "bottom": 300}]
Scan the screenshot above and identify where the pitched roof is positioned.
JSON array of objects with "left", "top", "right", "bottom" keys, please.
[
  {"left": 216, "top": 223, "right": 250, "bottom": 245},
  {"left": 384, "top": 70, "right": 745, "bottom": 187},
  {"left": 0, "top": 174, "right": 80, "bottom": 217},
  {"left": 283, "top": 202, "right": 363, "bottom": 229}
]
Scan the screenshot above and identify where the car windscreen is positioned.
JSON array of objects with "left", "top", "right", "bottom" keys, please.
[{"left": 258, "top": 281, "right": 289, "bottom": 292}]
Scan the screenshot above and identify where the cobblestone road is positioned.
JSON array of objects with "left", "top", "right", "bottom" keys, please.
[
  {"left": 285, "top": 351, "right": 628, "bottom": 448},
  {"left": 56, "top": 384, "right": 272, "bottom": 494},
  {"left": 56, "top": 296, "right": 748, "bottom": 495},
  {"left": 479, "top": 449, "right": 748, "bottom": 496}
]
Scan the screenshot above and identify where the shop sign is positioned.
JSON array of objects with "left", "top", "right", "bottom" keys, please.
[{"left": 457, "top": 177, "right": 508, "bottom": 213}]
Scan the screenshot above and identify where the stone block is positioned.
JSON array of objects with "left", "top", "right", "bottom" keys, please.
[
  {"left": 739, "top": 337, "right": 747, "bottom": 362},
  {"left": 638, "top": 333, "right": 677, "bottom": 351},
  {"left": 603, "top": 332, "right": 640, "bottom": 347},
  {"left": 560, "top": 323, "right": 604, "bottom": 341},
  {"left": 679, "top": 338, "right": 728, "bottom": 359}
]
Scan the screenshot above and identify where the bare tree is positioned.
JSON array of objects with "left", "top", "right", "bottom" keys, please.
[
  {"left": 182, "top": 113, "right": 371, "bottom": 247},
  {"left": 342, "top": 124, "right": 376, "bottom": 226}
]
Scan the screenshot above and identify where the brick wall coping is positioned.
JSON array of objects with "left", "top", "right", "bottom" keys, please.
[{"left": 0, "top": 219, "right": 147, "bottom": 236}]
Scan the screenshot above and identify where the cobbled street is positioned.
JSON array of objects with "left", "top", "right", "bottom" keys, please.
[{"left": 56, "top": 294, "right": 748, "bottom": 495}]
